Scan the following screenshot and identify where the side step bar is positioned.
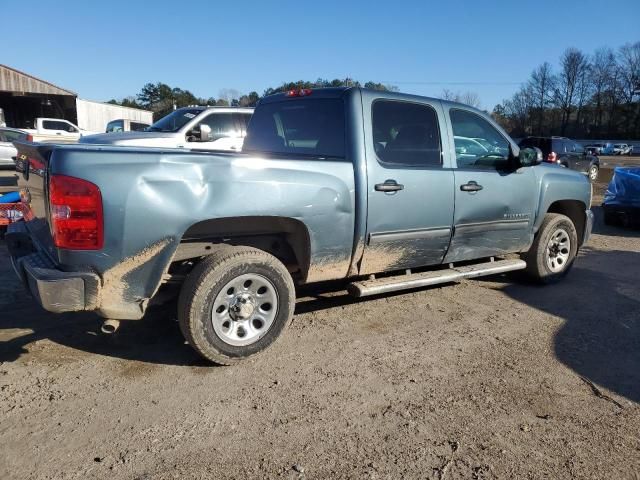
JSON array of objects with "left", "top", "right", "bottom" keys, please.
[{"left": 347, "top": 258, "right": 527, "bottom": 298}]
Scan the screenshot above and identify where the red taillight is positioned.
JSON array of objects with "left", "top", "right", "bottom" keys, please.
[
  {"left": 49, "top": 174, "right": 103, "bottom": 250},
  {"left": 26, "top": 133, "right": 34, "bottom": 142},
  {"left": 546, "top": 152, "right": 557, "bottom": 163},
  {"left": 285, "top": 88, "right": 312, "bottom": 97}
]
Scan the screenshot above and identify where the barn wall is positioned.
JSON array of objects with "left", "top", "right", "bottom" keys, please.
[{"left": 76, "top": 99, "right": 153, "bottom": 132}]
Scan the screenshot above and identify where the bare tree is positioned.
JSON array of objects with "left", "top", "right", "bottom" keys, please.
[
  {"left": 503, "top": 85, "right": 535, "bottom": 135},
  {"left": 554, "top": 48, "right": 589, "bottom": 135},
  {"left": 218, "top": 88, "right": 241, "bottom": 105},
  {"left": 618, "top": 41, "right": 640, "bottom": 104},
  {"left": 574, "top": 61, "right": 593, "bottom": 131},
  {"left": 440, "top": 89, "right": 481, "bottom": 108},
  {"left": 590, "top": 47, "right": 617, "bottom": 130},
  {"left": 528, "top": 62, "right": 555, "bottom": 135}
]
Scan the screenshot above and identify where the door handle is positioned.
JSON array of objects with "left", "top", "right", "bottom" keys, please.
[
  {"left": 375, "top": 179, "right": 404, "bottom": 192},
  {"left": 460, "top": 181, "right": 483, "bottom": 192}
]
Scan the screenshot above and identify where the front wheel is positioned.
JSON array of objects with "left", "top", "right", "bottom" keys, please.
[
  {"left": 178, "top": 246, "right": 295, "bottom": 365},
  {"left": 523, "top": 213, "right": 578, "bottom": 284},
  {"left": 588, "top": 164, "right": 599, "bottom": 182}
]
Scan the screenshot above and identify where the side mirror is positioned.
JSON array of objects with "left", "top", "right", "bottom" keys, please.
[
  {"left": 519, "top": 147, "right": 543, "bottom": 167},
  {"left": 199, "top": 124, "right": 211, "bottom": 142}
]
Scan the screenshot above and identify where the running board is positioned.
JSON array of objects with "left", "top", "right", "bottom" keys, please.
[{"left": 347, "top": 259, "right": 527, "bottom": 298}]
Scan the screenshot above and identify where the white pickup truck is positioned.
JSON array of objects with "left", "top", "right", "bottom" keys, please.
[
  {"left": 24, "top": 118, "right": 97, "bottom": 143},
  {"left": 80, "top": 107, "right": 254, "bottom": 151}
]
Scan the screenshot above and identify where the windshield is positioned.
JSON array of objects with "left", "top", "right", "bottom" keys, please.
[
  {"left": 146, "top": 108, "right": 203, "bottom": 132},
  {"left": 243, "top": 98, "right": 345, "bottom": 158}
]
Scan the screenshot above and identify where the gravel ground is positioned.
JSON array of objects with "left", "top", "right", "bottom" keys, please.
[{"left": 0, "top": 166, "right": 639, "bottom": 479}]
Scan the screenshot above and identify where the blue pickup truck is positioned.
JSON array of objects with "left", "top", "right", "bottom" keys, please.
[{"left": 7, "top": 87, "right": 593, "bottom": 364}]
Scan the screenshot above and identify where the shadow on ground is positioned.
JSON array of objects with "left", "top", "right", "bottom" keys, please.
[{"left": 497, "top": 246, "right": 640, "bottom": 404}]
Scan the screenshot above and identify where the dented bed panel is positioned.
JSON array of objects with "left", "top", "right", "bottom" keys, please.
[{"left": 45, "top": 146, "right": 355, "bottom": 318}]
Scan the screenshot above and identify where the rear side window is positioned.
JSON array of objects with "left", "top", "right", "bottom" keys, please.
[
  {"left": 130, "top": 122, "right": 148, "bottom": 131},
  {"left": 199, "top": 113, "right": 238, "bottom": 139},
  {"left": 372, "top": 100, "right": 441, "bottom": 167},
  {"left": 243, "top": 99, "right": 345, "bottom": 158}
]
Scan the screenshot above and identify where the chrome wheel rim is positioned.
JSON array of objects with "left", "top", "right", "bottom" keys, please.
[
  {"left": 546, "top": 228, "right": 571, "bottom": 273},
  {"left": 211, "top": 273, "right": 278, "bottom": 347},
  {"left": 589, "top": 166, "right": 598, "bottom": 180}
]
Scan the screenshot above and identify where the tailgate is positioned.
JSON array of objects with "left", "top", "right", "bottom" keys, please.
[{"left": 13, "top": 141, "right": 57, "bottom": 256}]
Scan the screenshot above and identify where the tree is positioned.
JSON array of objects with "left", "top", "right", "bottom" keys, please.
[
  {"left": 503, "top": 85, "right": 535, "bottom": 136},
  {"left": 528, "top": 62, "right": 555, "bottom": 135},
  {"left": 590, "top": 47, "right": 617, "bottom": 131},
  {"left": 440, "top": 89, "right": 481, "bottom": 108},
  {"left": 136, "top": 82, "right": 205, "bottom": 120},
  {"left": 554, "top": 48, "right": 589, "bottom": 135},
  {"left": 618, "top": 41, "right": 640, "bottom": 104}
]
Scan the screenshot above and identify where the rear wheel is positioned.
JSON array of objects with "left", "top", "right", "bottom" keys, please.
[
  {"left": 588, "top": 164, "right": 599, "bottom": 182},
  {"left": 178, "top": 246, "right": 295, "bottom": 365},
  {"left": 523, "top": 213, "right": 578, "bottom": 284}
]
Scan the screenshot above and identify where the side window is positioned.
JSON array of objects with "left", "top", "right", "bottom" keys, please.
[
  {"left": 43, "top": 120, "right": 77, "bottom": 132},
  {"left": 372, "top": 100, "right": 441, "bottom": 167},
  {"left": 450, "top": 109, "right": 510, "bottom": 170},
  {"left": 106, "top": 120, "right": 124, "bottom": 133},
  {"left": 199, "top": 113, "right": 238, "bottom": 140},
  {"left": 130, "top": 122, "right": 148, "bottom": 131},
  {"left": 573, "top": 142, "right": 584, "bottom": 154}
]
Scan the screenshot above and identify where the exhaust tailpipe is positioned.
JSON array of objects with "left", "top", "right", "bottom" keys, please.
[{"left": 101, "top": 319, "right": 120, "bottom": 334}]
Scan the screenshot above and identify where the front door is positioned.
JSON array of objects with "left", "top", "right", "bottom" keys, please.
[
  {"left": 360, "top": 96, "right": 455, "bottom": 274},
  {"left": 444, "top": 107, "right": 537, "bottom": 262}
]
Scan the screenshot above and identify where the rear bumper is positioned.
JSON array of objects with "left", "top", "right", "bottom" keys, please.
[
  {"left": 6, "top": 221, "right": 100, "bottom": 313},
  {"left": 583, "top": 209, "right": 594, "bottom": 245}
]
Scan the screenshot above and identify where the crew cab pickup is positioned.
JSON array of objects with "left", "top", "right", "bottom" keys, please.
[
  {"left": 7, "top": 87, "right": 593, "bottom": 364},
  {"left": 81, "top": 107, "right": 253, "bottom": 152},
  {"left": 24, "top": 118, "right": 96, "bottom": 143}
]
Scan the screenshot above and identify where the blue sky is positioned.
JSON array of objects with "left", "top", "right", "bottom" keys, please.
[{"left": 3, "top": 0, "right": 639, "bottom": 109}]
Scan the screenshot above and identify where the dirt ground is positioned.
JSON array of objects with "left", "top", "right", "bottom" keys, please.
[{"left": 0, "top": 164, "right": 639, "bottom": 479}]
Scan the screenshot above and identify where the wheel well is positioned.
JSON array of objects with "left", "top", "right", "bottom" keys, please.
[
  {"left": 173, "top": 216, "right": 311, "bottom": 280},
  {"left": 547, "top": 200, "right": 586, "bottom": 245}
]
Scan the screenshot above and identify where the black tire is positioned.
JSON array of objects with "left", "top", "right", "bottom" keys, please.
[
  {"left": 523, "top": 213, "right": 578, "bottom": 284},
  {"left": 588, "top": 164, "right": 599, "bottom": 182},
  {"left": 178, "top": 246, "right": 295, "bottom": 365}
]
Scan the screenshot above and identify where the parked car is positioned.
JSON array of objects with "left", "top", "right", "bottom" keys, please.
[
  {"left": 613, "top": 143, "right": 633, "bottom": 155},
  {"left": 0, "top": 127, "right": 27, "bottom": 167},
  {"left": 23, "top": 118, "right": 97, "bottom": 143},
  {"left": 584, "top": 142, "right": 615, "bottom": 155},
  {"left": 8, "top": 87, "right": 593, "bottom": 365},
  {"left": 81, "top": 107, "right": 253, "bottom": 152},
  {"left": 519, "top": 136, "right": 600, "bottom": 181},
  {"left": 105, "top": 119, "right": 151, "bottom": 133}
]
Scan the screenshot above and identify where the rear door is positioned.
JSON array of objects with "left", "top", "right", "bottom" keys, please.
[
  {"left": 360, "top": 93, "right": 455, "bottom": 274},
  {"left": 444, "top": 107, "right": 537, "bottom": 262}
]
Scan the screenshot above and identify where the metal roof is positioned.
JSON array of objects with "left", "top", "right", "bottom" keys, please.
[{"left": 0, "top": 64, "right": 76, "bottom": 96}]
